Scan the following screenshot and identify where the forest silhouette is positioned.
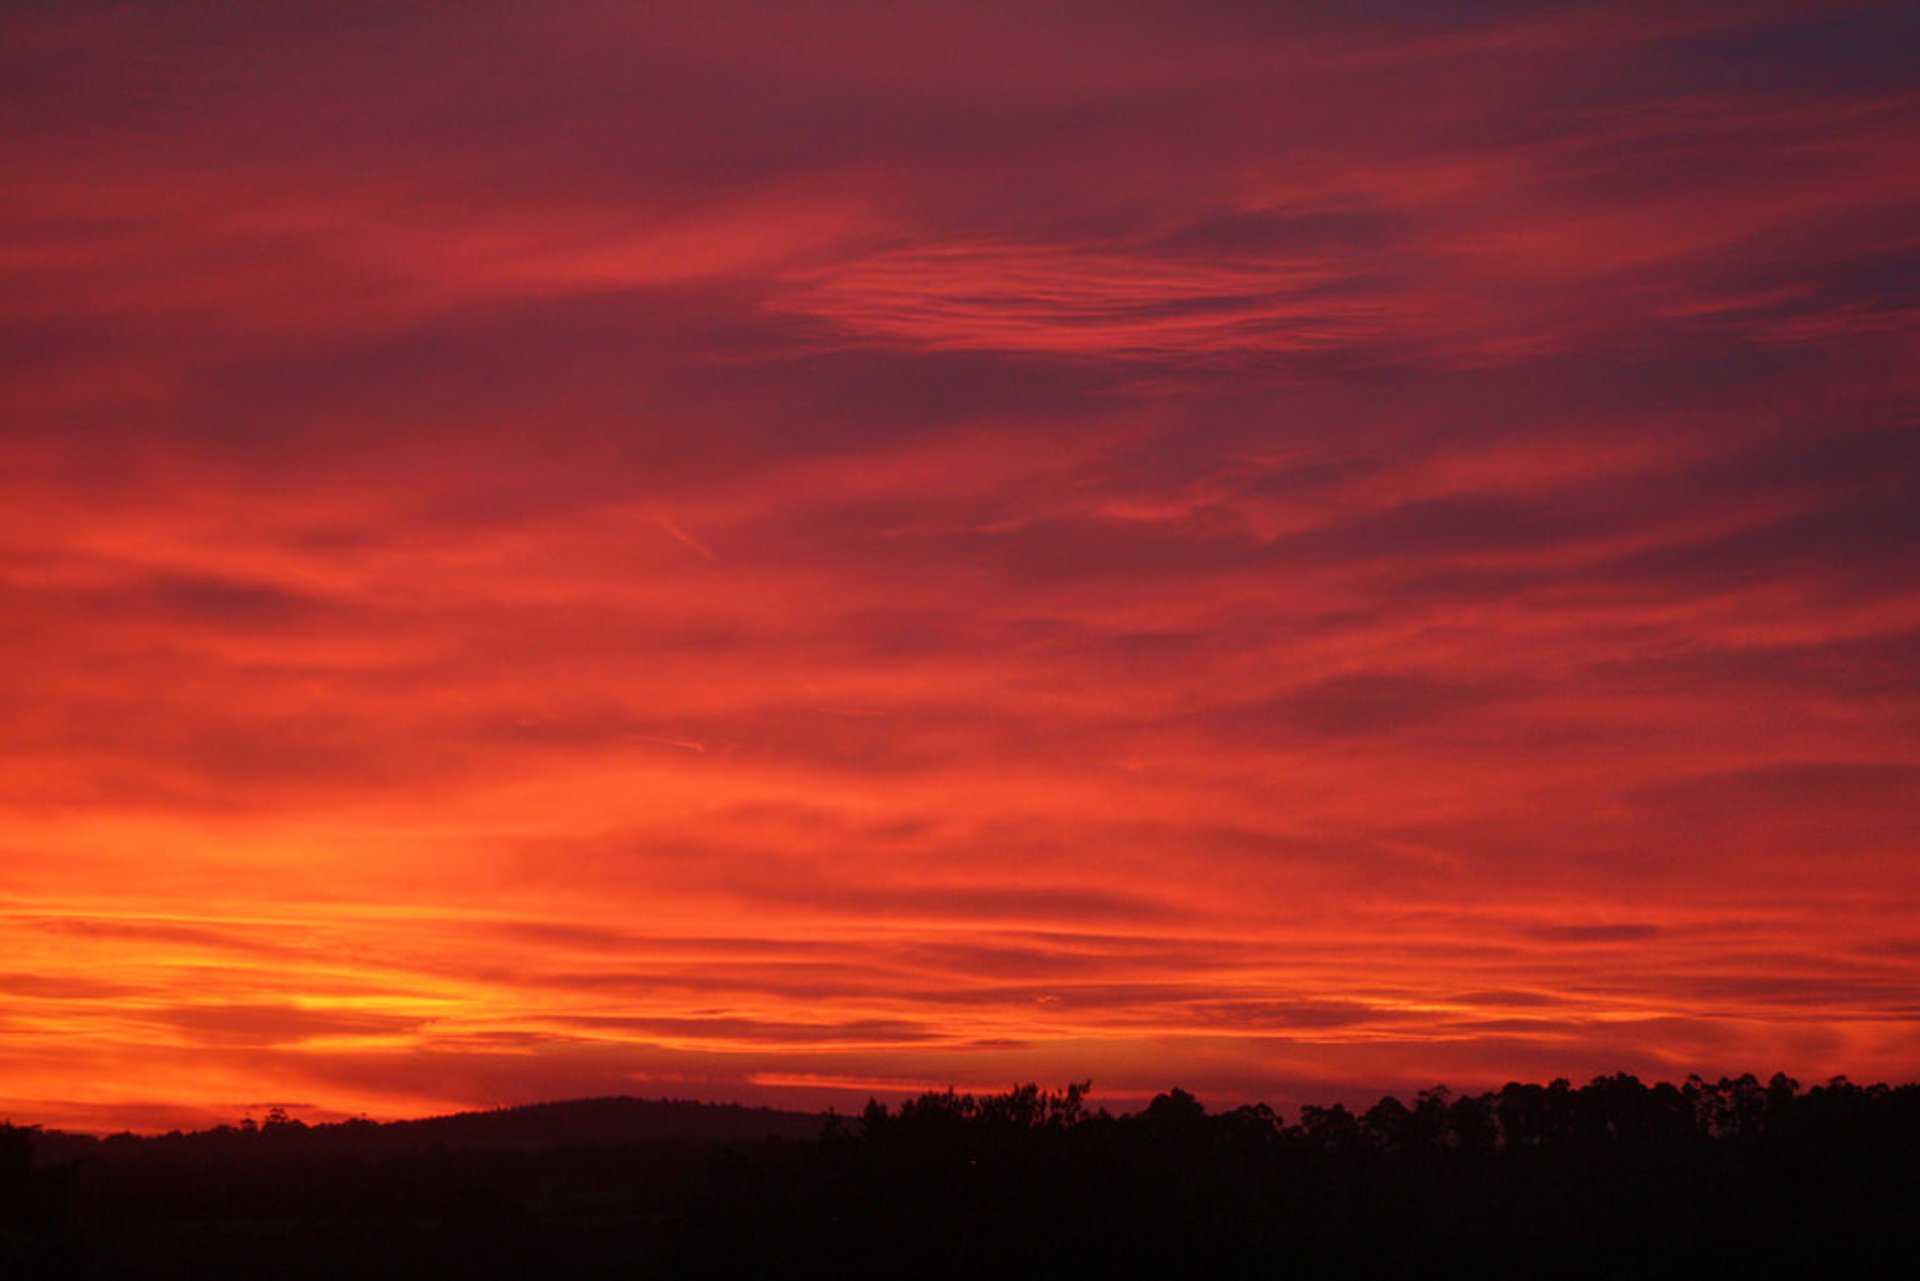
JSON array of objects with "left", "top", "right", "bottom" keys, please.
[{"left": 5, "top": 1074, "right": 1917, "bottom": 1278}]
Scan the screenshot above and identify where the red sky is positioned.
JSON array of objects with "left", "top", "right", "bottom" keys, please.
[{"left": 4, "top": 1, "right": 1919, "bottom": 1134}]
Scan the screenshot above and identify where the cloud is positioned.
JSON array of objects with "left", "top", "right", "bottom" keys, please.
[
  {"left": 143, "top": 1002, "right": 432, "bottom": 1048},
  {"left": 3, "top": 0, "right": 1917, "bottom": 1130},
  {"left": 773, "top": 241, "right": 1399, "bottom": 360}
]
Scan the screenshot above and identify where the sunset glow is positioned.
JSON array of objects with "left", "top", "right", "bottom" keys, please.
[{"left": 4, "top": 1, "right": 1918, "bottom": 1133}]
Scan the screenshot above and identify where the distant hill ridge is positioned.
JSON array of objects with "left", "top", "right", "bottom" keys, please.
[
  {"left": 376, "top": 1095, "right": 826, "bottom": 1147},
  {"left": 22, "top": 1094, "right": 829, "bottom": 1164}
]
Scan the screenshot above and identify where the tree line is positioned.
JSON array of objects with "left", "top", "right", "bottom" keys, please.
[{"left": 666, "top": 1074, "right": 1920, "bottom": 1278}]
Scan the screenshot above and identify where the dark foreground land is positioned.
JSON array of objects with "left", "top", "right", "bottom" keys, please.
[{"left": 5, "top": 1075, "right": 1917, "bottom": 1279}]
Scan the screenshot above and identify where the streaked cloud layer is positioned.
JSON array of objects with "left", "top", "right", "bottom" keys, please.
[{"left": 4, "top": 1, "right": 1917, "bottom": 1132}]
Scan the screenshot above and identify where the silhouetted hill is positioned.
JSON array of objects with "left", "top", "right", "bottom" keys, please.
[
  {"left": 27, "top": 1094, "right": 823, "bottom": 1163},
  {"left": 367, "top": 1095, "right": 825, "bottom": 1149},
  {"left": 8, "top": 1096, "right": 830, "bottom": 1280}
]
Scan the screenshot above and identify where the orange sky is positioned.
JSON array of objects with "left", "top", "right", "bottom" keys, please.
[{"left": 4, "top": 1, "right": 1919, "bottom": 1134}]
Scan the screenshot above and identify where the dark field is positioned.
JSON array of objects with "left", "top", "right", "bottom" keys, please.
[{"left": 6, "top": 1076, "right": 1917, "bottom": 1279}]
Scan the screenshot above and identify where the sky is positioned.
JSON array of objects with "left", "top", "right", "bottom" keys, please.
[{"left": 3, "top": 1, "right": 1918, "bottom": 1134}]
